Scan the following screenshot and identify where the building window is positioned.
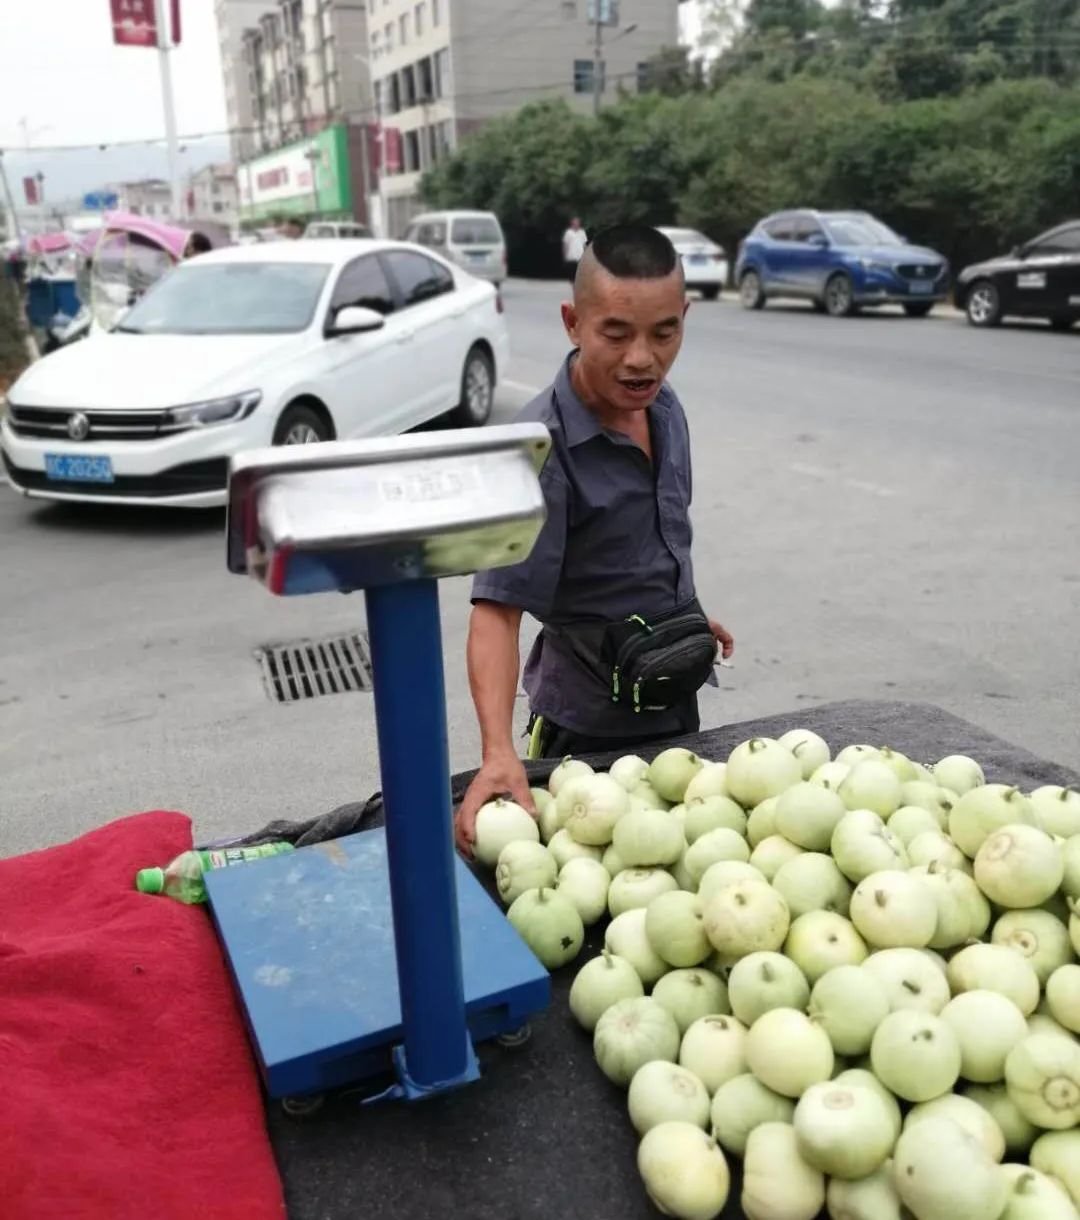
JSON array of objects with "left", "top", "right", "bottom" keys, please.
[
  {"left": 435, "top": 47, "right": 451, "bottom": 97},
  {"left": 213, "top": 201, "right": 225, "bottom": 213},
  {"left": 432, "top": 0, "right": 440, "bottom": 24},
  {"left": 402, "top": 64, "right": 417, "bottom": 107},
  {"left": 637, "top": 62, "right": 652, "bottom": 92},
  {"left": 562, "top": 0, "right": 577, "bottom": 15},
  {"left": 384, "top": 21, "right": 393, "bottom": 49},
  {"left": 399, "top": 13, "right": 409, "bottom": 44},
  {"left": 418, "top": 56, "right": 433, "bottom": 100},
  {"left": 404, "top": 129, "right": 420, "bottom": 173},
  {"left": 415, "top": 2, "right": 425, "bottom": 35},
  {"left": 574, "top": 59, "right": 598, "bottom": 94}
]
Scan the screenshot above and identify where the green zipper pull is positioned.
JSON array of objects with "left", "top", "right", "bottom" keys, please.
[{"left": 612, "top": 666, "right": 621, "bottom": 702}]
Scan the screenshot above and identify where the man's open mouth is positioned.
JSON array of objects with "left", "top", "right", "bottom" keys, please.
[{"left": 619, "top": 378, "right": 656, "bottom": 393}]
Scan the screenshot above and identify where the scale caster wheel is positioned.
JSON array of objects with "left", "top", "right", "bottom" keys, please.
[
  {"left": 496, "top": 1024, "right": 532, "bottom": 1049},
  {"left": 281, "top": 1092, "right": 327, "bottom": 1119}
]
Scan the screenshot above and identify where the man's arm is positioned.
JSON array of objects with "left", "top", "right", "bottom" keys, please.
[{"left": 453, "top": 600, "right": 535, "bottom": 857}]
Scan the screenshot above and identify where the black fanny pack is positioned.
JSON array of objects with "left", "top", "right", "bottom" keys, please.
[{"left": 551, "top": 598, "right": 718, "bottom": 713}]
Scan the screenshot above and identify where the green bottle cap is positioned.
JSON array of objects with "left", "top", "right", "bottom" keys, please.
[{"left": 135, "top": 867, "right": 165, "bottom": 894}]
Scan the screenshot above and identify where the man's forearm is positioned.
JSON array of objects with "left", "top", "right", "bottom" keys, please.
[{"left": 467, "top": 601, "right": 523, "bottom": 761}]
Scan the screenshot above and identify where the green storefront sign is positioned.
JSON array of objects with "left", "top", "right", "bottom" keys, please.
[{"left": 238, "top": 125, "right": 354, "bottom": 224}]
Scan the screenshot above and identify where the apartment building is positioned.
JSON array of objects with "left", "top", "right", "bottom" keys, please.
[
  {"left": 187, "top": 164, "right": 240, "bottom": 230},
  {"left": 116, "top": 178, "right": 173, "bottom": 220},
  {"left": 215, "top": 0, "right": 274, "bottom": 163},
  {"left": 235, "top": 0, "right": 373, "bottom": 156},
  {"left": 369, "top": 0, "right": 680, "bottom": 235}
]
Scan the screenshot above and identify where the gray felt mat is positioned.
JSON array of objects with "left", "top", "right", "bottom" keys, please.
[{"left": 260, "top": 700, "right": 1078, "bottom": 1220}]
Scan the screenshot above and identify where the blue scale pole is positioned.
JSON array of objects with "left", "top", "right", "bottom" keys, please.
[{"left": 364, "top": 577, "right": 476, "bottom": 1093}]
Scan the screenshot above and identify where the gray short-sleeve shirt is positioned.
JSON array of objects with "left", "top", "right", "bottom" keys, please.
[{"left": 471, "top": 354, "right": 700, "bottom": 737}]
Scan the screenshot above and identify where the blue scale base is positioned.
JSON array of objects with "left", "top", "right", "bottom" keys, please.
[{"left": 205, "top": 829, "right": 551, "bottom": 1099}]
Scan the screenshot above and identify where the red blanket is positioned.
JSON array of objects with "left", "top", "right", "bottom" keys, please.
[{"left": 0, "top": 811, "right": 286, "bottom": 1220}]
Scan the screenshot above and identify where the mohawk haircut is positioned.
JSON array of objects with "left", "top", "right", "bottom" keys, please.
[{"left": 586, "top": 224, "right": 679, "bottom": 280}]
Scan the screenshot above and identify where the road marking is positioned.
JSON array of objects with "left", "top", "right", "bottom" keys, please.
[
  {"left": 846, "top": 478, "right": 897, "bottom": 498},
  {"left": 501, "top": 379, "right": 543, "bottom": 396},
  {"left": 789, "top": 462, "right": 897, "bottom": 498},
  {"left": 788, "top": 462, "right": 830, "bottom": 480}
]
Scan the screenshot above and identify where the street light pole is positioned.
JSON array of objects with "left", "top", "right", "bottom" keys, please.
[
  {"left": 153, "top": 0, "right": 183, "bottom": 220},
  {"left": 592, "top": 10, "right": 603, "bottom": 118},
  {"left": 305, "top": 146, "right": 321, "bottom": 220},
  {"left": 0, "top": 152, "right": 24, "bottom": 244}
]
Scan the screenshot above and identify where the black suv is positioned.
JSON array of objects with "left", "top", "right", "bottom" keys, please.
[{"left": 957, "top": 221, "right": 1080, "bottom": 329}]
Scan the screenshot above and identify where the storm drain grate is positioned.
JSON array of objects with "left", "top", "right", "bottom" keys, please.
[{"left": 256, "top": 632, "right": 373, "bottom": 704}]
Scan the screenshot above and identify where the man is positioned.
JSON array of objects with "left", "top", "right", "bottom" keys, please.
[
  {"left": 183, "top": 231, "right": 213, "bottom": 259},
  {"left": 282, "top": 218, "right": 305, "bottom": 240},
  {"left": 562, "top": 217, "right": 588, "bottom": 282},
  {"left": 454, "top": 224, "right": 733, "bottom": 856}
]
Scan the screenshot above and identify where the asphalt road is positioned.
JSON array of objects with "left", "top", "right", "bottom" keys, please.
[{"left": 1, "top": 283, "right": 1077, "bottom": 858}]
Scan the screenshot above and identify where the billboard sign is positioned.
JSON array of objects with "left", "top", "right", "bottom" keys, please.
[
  {"left": 110, "top": 0, "right": 181, "bottom": 47},
  {"left": 237, "top": 127, "right": 352, "bottom": 220}
]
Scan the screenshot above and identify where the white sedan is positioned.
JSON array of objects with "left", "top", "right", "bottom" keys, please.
[
  {"left": 1, "top": 239, "right": 509, "bottom": 508},
  {"left": 659, "top": 227, "right": 729, "bottom": 300}
]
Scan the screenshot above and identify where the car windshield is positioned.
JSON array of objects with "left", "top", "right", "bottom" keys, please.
[
  {"left": 117, "top": 261, "right": 330, "bottom": 335},
  {"left": 823, "top": 215, "right": 904, "bottom": 247},
  {"left": 665, "top": 229, "right": 711, "bottom": 245},
  {"left": 451, "top": 218, "right": 501, "bottom": 244}
]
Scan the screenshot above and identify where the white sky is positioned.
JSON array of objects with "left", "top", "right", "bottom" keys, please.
[{"left": 0, "top": 0, "right": 227, "bottom": 199}]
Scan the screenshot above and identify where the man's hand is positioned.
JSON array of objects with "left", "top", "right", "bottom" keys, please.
[
  {"left": 454, "top": 751, "right": 536, "bottom": 859},
  {"left": 709, "top": 619, "right": 735, "bottom": 660}
]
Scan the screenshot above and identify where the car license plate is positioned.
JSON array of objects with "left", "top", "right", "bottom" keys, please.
[
  {"left": 688, "top": 254, "right": 708, "bottom": 265},
  {"left": 44, "top": 453, "right": 114, "bottom": 483},
  {"left": 466, "top": 251, "right": 488, "bottom": 263},
  {"left": 909, "top": 281, "right": 934, "bottom": 295}
]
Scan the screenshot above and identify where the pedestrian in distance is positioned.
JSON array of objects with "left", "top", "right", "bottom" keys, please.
[
  {"left": 183, "top": 231, "right": 212, "bottom": 259},
  {"left": 282, "top": 218, "right": 304, "bottom": 239},
  {"left": 454, "top": 223, "right": 734, "bottom": 857},
  {"left": 562, "top": 216, "right": 588, "bottom": 281}
]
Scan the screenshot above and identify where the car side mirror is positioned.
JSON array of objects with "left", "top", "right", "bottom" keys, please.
[
  {"left": 328, "top": 305, "right": 385, "bottom": 336},
  {"left": 807, "top": 233, "right": 829, "bottom": 249},
  {"left": 1011, "top": 245, "right": 1025, "bottom": 260}
]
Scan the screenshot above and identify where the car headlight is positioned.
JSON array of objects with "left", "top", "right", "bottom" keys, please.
[
  {"left": 856, "top": 258, "right": 894, "bottom": 274},
  {"left": 162, "top": 390, "right": 262, "bottom": 431}
]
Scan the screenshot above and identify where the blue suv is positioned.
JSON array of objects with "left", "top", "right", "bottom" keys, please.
[{"left": 735, "top": 210, "right": 949, "bottom": 317}]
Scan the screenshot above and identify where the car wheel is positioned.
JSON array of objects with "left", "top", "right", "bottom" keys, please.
[
  {"left": 965, "top": 280, "right": 1002, "bottom": 327},
  {"left": 449, "top": 346, "right": 494, "bottom": 427},
  {"left": 273, "top": 403, "right": 331, "bottom": 446},
  {"left": 701, "top": 286, "right": 721, "bottom": 302},
  {"left": 824, "top": 273, "right": 856, "bottom": 318},
  {"left": 1049, "top": 314, "right": 1076, "bottom": 332},
  {"left": 739, "top": 270, "right": 765, "bottom": 310},
  {"left": 904, "top": 302, "right": 934, "bottom": 318}
]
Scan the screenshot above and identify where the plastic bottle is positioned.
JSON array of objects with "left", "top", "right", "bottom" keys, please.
[{"left": 135, "top": 842, "right": 295, "bottom": 904}]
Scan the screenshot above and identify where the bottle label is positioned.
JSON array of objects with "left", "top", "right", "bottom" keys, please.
[{"left": 203, "top": 843, "right": 293, "bottom": 871}]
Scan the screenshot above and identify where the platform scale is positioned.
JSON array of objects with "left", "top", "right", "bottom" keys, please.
[{"left": 208, "top": 424, "right": 553, "bottom": 1102}]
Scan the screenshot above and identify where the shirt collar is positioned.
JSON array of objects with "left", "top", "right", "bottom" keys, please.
[{"left": 554, "top": 352, "right": 672, "bottom": 449}]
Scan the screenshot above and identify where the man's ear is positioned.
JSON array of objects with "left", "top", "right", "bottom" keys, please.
[
  {"left": 682, "top": 298, "right": 690, "bottom": 319},
  {"left": 561, "top": 301, "right": 581, "bottom": 346}
]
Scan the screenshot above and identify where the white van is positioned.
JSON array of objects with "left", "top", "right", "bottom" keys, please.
[
  {"left": 404, "top": 211, "right": 507, "bottom": 285},
  {"left": 304, "top": 221, "right": 372, "bottom": 239}
]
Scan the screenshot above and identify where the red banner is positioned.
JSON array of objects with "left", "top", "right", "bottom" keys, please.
[
  {"left": 109, "top": 0, "right": 179, "bottom": 47},
  {"left": 110, "top": 0, "right": 157, "bottom": 47},
  {"left": 384, "top": 127, "right": 403, "bottom": 175},
  {"left": 22, "top": 177, "right": 39, "bottom": 206}
]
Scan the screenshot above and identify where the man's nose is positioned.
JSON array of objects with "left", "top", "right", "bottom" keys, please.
[{"left": 623, "top": 336, "right": 654, "bottom": 370}]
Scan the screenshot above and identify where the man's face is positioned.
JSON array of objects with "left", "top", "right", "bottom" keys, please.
[
  {"left": 284, "top": 221, "right": 303, "bottom": 239},
  {"left": 562, "top": 268, "right": 687, "bottom": 414}
]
